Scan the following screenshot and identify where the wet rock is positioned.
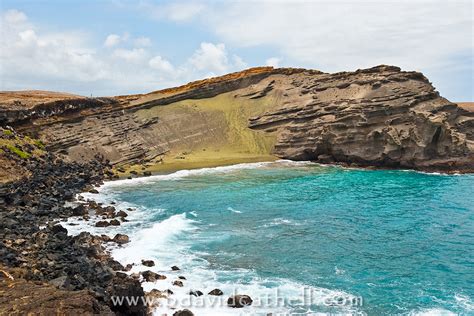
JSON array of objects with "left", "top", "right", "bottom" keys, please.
[
  {"left": 116, "top": 210, "right": 128, "bottom": 218},
  {"left": 95, "top": 220, "right": 110, "bottom": 227},
  {"left": 178, "top": 276, "right": 186, "bottom": 280},
  {"left": 51, "top": 225, "right": 67, "bottom": 235},
  {"left": 109, "top": 219, "right": 120, "bottom": 226},
  {"left": 171, "top": 266, "right": 180, "bottom": 271},
  {"left": 89, "top": 189, "right": 99, "bottom": 194},
  {"left": 208, "top": 288, "right": 223, "bottom": 296},
  {"left": 173, "top": 310, "right": 194, "bottom": 316},
  {"left": 72, "top": 204, "right": 87, "bottom": 216},
  {"left": 141, "top": 270, "right": 166, "bottom": 282},
  {"left": 227, "top": 294, "right": 253, "bottom": 308},
  {"left": 189, "top": 290, "right": 203, "bottom": 297},
  {"left": 141, "top": 259, "right": 155, "bottom": 267},
  {"left": 173, "top": 280, "right": 184, "bottom": 287},
  {"left": 143, "top": 171, "right": 152, "bottom": 176},
  {"left": 112, "top": 234, "right": 129, "bottom": 245}
]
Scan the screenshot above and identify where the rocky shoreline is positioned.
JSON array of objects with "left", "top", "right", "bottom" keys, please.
[{"left": 0, "top": 129, "right": 149, "bottom": 314}]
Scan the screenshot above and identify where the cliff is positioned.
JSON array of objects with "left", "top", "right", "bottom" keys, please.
[{"left": 1, "top": 65, "right": 473, "bottom": 176}]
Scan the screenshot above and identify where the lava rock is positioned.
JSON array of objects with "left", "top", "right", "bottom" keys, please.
[
  {"left": 112, "top": 234, "right": 130, "bottom": 244},
  {"left": 173, "top": 310, "right": 194, "bottom": 316},
  {"left": 227, "top": 294, "right": 253, "bottom": 308},
  {"left": 208, "top": 288, "right": 223, "bottom": 296},
  {"left": 141, "top": 259, "right": 155, "bottom": 267},
  {"left": 173, "top": 280, "right": 184, "bottom": 287},
  {"left": 141, "top": 270, "right": 166, "bottom": 282},
  {"left": 95, "top": 220, "right": 110, "bottom": 227}
]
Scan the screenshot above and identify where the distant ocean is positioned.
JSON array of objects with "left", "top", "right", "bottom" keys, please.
[{"left": 69, "top": 161, "right": 474, "bottom": 315}]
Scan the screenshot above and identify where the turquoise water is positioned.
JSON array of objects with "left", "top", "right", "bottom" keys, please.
[{"left": 97, "top": 161, "right": 474, "bottom": 315}]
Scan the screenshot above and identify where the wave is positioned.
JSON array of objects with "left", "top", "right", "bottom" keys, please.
[
  {"left": 112, "top": 213, "right": 197, "bottom": 266},
  {"left": 227, "top": 207, "right": 242, "bottom": 214},
  {"left": 260, "top": 217, "right": 304, "bottom": 228},
  {"left": 100, "top": 160, "right": 317, "bottom": 189},
  {"left": 408, "top": 308, "right": 456, "bottom": 316}
]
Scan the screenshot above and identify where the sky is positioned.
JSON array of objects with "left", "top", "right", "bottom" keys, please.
[{"left": 0, "top": 0, "right": 472, "bottom": 100}]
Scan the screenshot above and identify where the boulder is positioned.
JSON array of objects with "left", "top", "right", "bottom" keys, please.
[
  {"left": 227, "top": 294, "right": 253, "bottom": 308},
  {"left": 141, "top": 270, "right": 166, "bottom": 282},
  {"left": 173, "top": 280, "right": 184, "bottom": 287},
  {"left": 141, "top": 259, "right": 155, "bottom": 267},
  {"left": 95, "top": 220, "right": 109, "bottom": 227},
  {"left": 173, "top": 310, "right": 194, "bottom": 316},
  {"left": 189, "top": 290, "right": 203, "bottom": 297},
  {"left": 208, "top": 288, "right": 223, "bottom": 296},
  {"left": 112, "top": 234, "right": 130, "bottom": 244},
  {"left": 72, "top": 204, "right": 87, "bottom": 216},
  {"left": 109, "top": 219, "right": 120, "bottom": 226}
]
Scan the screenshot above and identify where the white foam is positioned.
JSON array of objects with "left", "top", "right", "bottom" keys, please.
[
  {"left": 408, "top": 308, "right": 456, "bottom": 316},
  {"left": 227, "top": 207, "right": 242, "bottom": 214},
  {"left": 455, "top": 293, "right": 474, "bottom": 311},
  {"left": 112, "top": 213, "right": 197, "bottom": 265},
  {"left": 99, "top": 160, "right": 318, "bottom": 189},
  {"left": 260, "top": 217, "right": 304, "bottom": 228}
]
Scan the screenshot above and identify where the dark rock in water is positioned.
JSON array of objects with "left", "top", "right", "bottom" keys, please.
[
  {"left": 116, "top": 210, "right": 128, "bottom": 218},
  {"left": 141, "top": 259, "right": 155, "bottom": 267},
  {"left": 95, "top": 220, "right": 110, "bottom": 227},
  {"left": 112, "top": 234, "right": 130, "bottom": 244},
  {"left": 173, "top": 309, "right": 194, "bottom": 316},
  {"left": 178, "top": 276, "right": 186, "bottom": 280},
  {"left": 89, "top": 189, "right": 99, "bottom": 194},
  {"left": 51, "top": 225, "right": 67, "bottom": 235},
  {"left": 141, "top": 270, "right": 166, "bottom": 282},
  {"left": 143, "top": 171, "right": 152, "bottom": 176},
  {"left": 72, "top": 204, "right": 87, "bottom": 216},
  {"left": 171, "top": 265, "right": 180, "bottom": 271},
  {"left": 208, "top": 288, "right": 223, "bottom": 296},
  {"left": 109, "top": 219, "right": 120, "bottom": 226},
  {"left": 173, "top": 280, "right": 184, "bottom": 287},
  {"left": 130, "top": 170, "right": 138, "bottom": 175},
  {"left": 227, "top": 294, "right": 253, "bottom": 308},
  {"left": 189, "top": 290, "right": 203, "bottom": 297}
]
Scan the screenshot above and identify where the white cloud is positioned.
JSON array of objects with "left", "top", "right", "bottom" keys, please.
[
  {"left": 143, "top": 1, "right": 205, "bottom": 22},
  {"left": 149, "top": 55, "right": 174, "bottom": 73},
  {"left": 3, "top": 9, "right": 27, "bottom": 24},
  {"left": 112, "top": 48, "right": 148, "bottom": 63},
  {"left": 200, "top": 1, "right": 473, "bottom": 74},
  {"left": 104, "top": 34, "right": 121, "bottom": 47},
  {"left": 188, "top": 42, "right": 228, "bottom": 73},
  {"left": 265, "top": 57, "right": 281, "bottom": 68},
  {"left": 134, "top": 36, "right": 152, "bottom": 47},
  {"left": 0, "top": 10, "right": 247, "bottom": 95}
]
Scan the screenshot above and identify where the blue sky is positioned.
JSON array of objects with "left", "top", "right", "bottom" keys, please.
[{"left": 0, "top": 0, "right": 472, "bottom": 100}]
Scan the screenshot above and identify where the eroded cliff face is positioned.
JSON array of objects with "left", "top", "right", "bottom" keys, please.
[{"left": 1, "top": 65, "right": 473, "bottom": 173}]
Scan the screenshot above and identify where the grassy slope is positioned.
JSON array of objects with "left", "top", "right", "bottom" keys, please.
[{"left": 129, "top": 91, "right": 278, "bottom": 173}]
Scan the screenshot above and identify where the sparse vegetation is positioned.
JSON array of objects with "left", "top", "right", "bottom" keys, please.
[
  {"left": 6, "top": 144, "right": 31, "bottom": 159},
  {"left": 3, "top": 130, "right": 13, "bottom": 136}
]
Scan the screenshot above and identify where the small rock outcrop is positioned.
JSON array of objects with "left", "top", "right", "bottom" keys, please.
[{"left": 227, "top": 294, "right": 253, "bottom": 308}]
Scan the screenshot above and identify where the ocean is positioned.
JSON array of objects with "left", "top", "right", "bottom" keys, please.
[{"left": 68, "top": 161, "right": 474, "bottom": 315}]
